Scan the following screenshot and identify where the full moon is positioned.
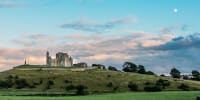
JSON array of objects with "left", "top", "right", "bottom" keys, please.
[{"left": 173, "top": 8, "right": 178, "bottom": 13}]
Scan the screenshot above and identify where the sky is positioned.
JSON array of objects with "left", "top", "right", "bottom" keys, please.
[{"left": 0, "top": 0, "right": 200, "bottom": 74}]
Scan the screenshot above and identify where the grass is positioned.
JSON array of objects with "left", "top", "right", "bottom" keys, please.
[
  {"left": 0, "top": 91, "right": 199, "bottom": 100},
  {"left": 0, "top": 65, "right": 199, "bottom": 93}
]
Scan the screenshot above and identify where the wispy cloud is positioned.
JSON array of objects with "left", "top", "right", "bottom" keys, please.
[
  {"left": 0, "top": 1, "right": 24, "bottom": 7},
  {"left": 0, "top": 0, "right": 59, "bottom": 8},
  {"left": 60, "top": 17, "right": 135, "bottom": 33},
  {"left": 160, "top": 25, "right": 188, "bottom": 34},
  {"left": 12, "top": 34, "right": 60, "bottom": 47}
]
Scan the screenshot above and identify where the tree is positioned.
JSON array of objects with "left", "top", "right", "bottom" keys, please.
[
  {"left": 137, "top": 65, "right": 146, "bottom": 74},
  {"left": 146, "top": 71, "right": 155, "bottom": 75},
  {"left": 108, "top": 66, "right": 117, "bottom": 71},
  {"left": 122, "top": 62, "right": 137, "bottom": 72},
  {"left": 192, "top": 70, "right": 200, "bottom": 80},
  {"left": 92, "top": 64, "right": 106, "bottom": 70},
  {"left": 170, "top": 68, "right": 181, "bottom": 78},
  {"left": 160, "top": 74, "right": 165, "bottom": 77}
]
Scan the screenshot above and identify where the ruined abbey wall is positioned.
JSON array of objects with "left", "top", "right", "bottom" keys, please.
[{"left": 46, "top": 51, "right": 73, "bottom": 67}]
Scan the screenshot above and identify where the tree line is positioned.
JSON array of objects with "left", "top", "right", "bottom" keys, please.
[{"left": 107, "top": 61, "right": 200, "bottom": 81}]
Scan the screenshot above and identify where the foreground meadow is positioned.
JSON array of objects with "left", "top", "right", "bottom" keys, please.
[{"left": 0, "top": 91, "right": 199, "bottom": 100}]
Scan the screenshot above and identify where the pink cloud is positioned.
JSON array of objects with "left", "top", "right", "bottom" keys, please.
[
  {"left": 0, "top": 31, "right": 177, "bottom": 72},
  {"left": 80, "top": 53, "right": 132, "bottom": 60},
  {"left": 141, "top": 40, "right": 165, "bottom": 47}
]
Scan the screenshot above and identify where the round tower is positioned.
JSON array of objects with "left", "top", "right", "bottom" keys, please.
[{"left": 46, "top": 51, "right": 50, "bottom": 66}]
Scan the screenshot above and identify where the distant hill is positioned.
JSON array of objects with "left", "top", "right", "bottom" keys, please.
[{"left": 0, "top": 65, "right": 200, "bottom": 94}]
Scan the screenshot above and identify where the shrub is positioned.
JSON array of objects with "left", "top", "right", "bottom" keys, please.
[
  {"left": 6, "top": 75, "right": 13, "bottom": 80},
  {"left": 183, "top": 75, "right": 189, "bottom": 80},
  {"left": 15, "top": 79, "right": 29, "bottom": 89},
  {"left": 45, "top": 85, "right": 50, "bottom": 90},
  {"left": 113, "top": 86, "right": 119, "bottom": 92},
  {"left": 33, "top": 82, "right": 39, "bottom": 85},
  {"left": 65, "top": 84, "right": 76, "bottom": 91},
  {"left": 162, "top": 81, "right": 170, "bottom": 87},
  {"left": 106, "top": 82, "right": 113, "bottom": 87},
  {"left": 144, "top": 85, "right": 162, "bottom": 92},
  {"left": 45, "top": 80, "right": 54, "bottom": 90},
  {"left": 64, "top": 80, "right": 72, "bottom": 84},
  {"left": 145, "top": 71, "right": 155, "bottom": 75},
  {"left": 128, "top": 82, "right": 138, "bottom": 91},
  {"left": 0, "top": 80, "right": 13, "bottom": 88},
  {"left": 0, "top": 81, "right": 9, "bottom": 88},
  {"left": 156, "top": 79, "right": 170, "bottom": 89},
  {"left": 107, "top": 74, "right": 111, "bottom": 78},
  {"left": 145, "top": 82, "right": 152, "bottom": 85},
  {"left": 15, "top": 75, "right": 19, "bottom": 80},
  {"left": 28, "top": 85, "right": 36, "bottom": 88},
  {"left": 39, "top": 79, "right": 43, "bottom": 84},
  {"left": 178, "top": 83, "right": 189, "bottom": 91},
  {"left": 76, "top": 85, "right": 88, "bottom": 95},
  {"left": 52, "top": 77, "right": 56, "bottom": 80},
  {"left": 48, "top": 80, "right": 54, "bottom": 85},
  {"left": 5, "top": 79, "right": 14, "bottom": 88},
  {"left": 160, "top": 74, "right": 166, "bottom": 77},
  {"left": 108, "top": 66, "right": 118, "bottom": 71}
]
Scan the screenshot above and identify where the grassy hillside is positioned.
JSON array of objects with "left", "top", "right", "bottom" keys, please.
[
  {"left": 0, "top": 91, "right": 199, "bottom": 100},
  {"left": 0, "top": 65, "right": 199, "bottom": 93}
]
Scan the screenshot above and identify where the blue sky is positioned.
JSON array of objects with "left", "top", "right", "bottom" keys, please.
[{"left": 0, "top": 0, "right": 200, "bottom": 74}]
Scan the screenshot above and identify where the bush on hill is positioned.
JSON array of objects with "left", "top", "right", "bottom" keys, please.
[
  {"left": 144, "top": 82, "right": 153, "bottom": 85},
  {"left": 144, "top": 85, "right": 162, "bottom": 92},
  {"left": 6, "top": 75, "right": 13, "bottom": 80},
  {"left": 65, "top": 84, "right": 76, "bottom": 91},
  {"left": 113, "top": 86, "right": 119, "bottom": 92},
  {"left": 156, "top": 79, "right": 170, "bottom": 89},
  {"left": 45, "top": 80, "right": 54, "bottom": 90},
  {"left": 76, "top": 85, "right": 88, "bottom": 95},
  {"left": 178, "top": 83, "right": 189, "bottom": 91},
  {"left": 108, "top": 66, "right": 118, "bottom": 71},
  {"left": 15, "top": 79, "right": 29, "bottom": 89},
  {"left": 48, "top": 80, "right": 54, "bottom": 85},
  {"left": 64, "top": 80, "right": 72, "bottom": 84},
  {"left": 128, "top": 82, "right": 138, "bottom": 91},
  {"left": 107, "top": 74, "right": 111, "bottom": 78},
  {"left": 145, "top": 71, "right": 155, "bottom": 75},
  {"left": 106, "top": 82, "right": 113, "bottom": 88},
  {"left": 0, "top": 80, "right": 13, "bottom": 88}
]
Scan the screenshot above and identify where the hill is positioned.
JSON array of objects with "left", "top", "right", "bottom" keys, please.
[{"left": 0, "top": 65, "right": 199, "bottom": 94}]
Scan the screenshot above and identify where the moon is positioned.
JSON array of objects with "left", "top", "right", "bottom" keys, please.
[{"left": 173, "top": 8, "right": 178, "bottom": 13}]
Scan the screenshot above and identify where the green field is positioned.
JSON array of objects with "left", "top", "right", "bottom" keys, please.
[{"left": 0, "top": 91, "right": 199, "bottom": 100}]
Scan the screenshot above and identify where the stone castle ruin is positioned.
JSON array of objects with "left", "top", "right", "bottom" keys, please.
[{"left": 46, "top": 51, "right": 73, "bottom": 67}]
